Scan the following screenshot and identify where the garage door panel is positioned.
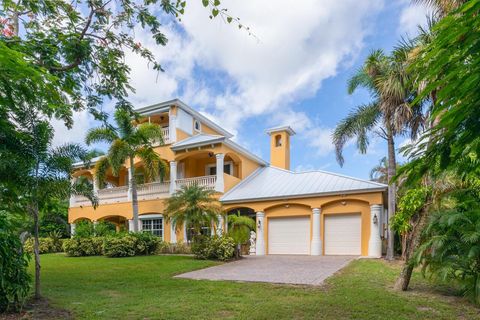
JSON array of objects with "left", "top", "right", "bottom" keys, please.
[
  {"left": 268, "top": 217, "right": 310, "bottom": 255},
  {"left": 324, "top": 214, "right": 361, "bottom": 255}
]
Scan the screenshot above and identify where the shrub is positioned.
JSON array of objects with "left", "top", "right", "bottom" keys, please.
[
  {"left": 155, "top": 240, "right": 191, "bottom": 254},
  {"left": 63, "top": 237, "right": 104, "bottom": 257},
  {"left": 130, "top": 232, "right": 160, "bottom": 255},
  {"left": 23, "top": 237, "right": 64, "bottom": 254},
  {"left": 0, "top": 213, "right": 31, "bottom": 312},
  {"left": 74, "top": 220, "right": 116, "bottom": 238},
  {"left": 103, "top": 235, "right": 136, "bottom": 257},
  {"left": 191, "top": 235, "right": 235, "bottom": 261}
]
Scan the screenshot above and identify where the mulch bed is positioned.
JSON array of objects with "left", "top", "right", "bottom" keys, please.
[{"left": 0, "top": 298, "right": 73, "bottom": 320}]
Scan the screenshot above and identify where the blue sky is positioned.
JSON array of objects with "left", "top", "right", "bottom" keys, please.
[{"left": 53, "top": 0, "right": 430, "bottom": 180}]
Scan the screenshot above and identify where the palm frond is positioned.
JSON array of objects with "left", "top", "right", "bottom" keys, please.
[
  {"left": 135, "top": 147, "right": 168, "bottom": 181},
  {"left": 114, "top": 109, "right": 135, "bottom": 140},
  {"left": 94, "top": 157, "right": 110, "bottom": 186},
  {"left": 85, "top": 127, "right": 118, "bottom": 145},
  {"left": 107, "top": 139, "right": 130, "bottom": 176},
  {"left": 135, "top": 123, "right": 164, "bottom": 146}
]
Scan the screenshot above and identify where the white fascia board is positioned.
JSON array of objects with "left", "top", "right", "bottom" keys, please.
[
  {"left": 171, "top": 137, "right": 226, "bottom": 151},
  {"left": 223, "top": 139, "right": 268, "bottom": 166}
]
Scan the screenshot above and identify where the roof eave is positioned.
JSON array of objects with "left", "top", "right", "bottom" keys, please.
[{"left": 171, "top": 137, "right": 225, "bottom": 151}]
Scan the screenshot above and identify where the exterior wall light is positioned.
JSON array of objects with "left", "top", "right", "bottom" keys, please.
[
  {"left": 373, "top": 214, "right": 378, "bottom": 225},
  {"left": 257, "top": 220, "right": 262, "bottom": 229}
]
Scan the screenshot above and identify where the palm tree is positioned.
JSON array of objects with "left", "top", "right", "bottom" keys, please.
[
  {"left": 333, "top": 49, "right": 424, "bottom": 260},
  {"left": 370, "top": 157, "right": 388, "bottom": 183},
  {"left": 413, "top": 0, "right": 467, "bottom": 18},
  {"left": 86, "top": 109, "right": 168, "bottom": 232},
  {"left": 227, "top": 212, "right": 256, "bottom": 258},
  {"left": 164, "top": 185, "right": 222, "bottom": 242}
]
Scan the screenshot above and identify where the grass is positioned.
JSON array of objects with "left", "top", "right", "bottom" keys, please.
[{"left": 30, "top": 254, "right": 479, "bottom": 320}]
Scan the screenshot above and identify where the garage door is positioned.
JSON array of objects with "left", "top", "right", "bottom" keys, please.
[
  {"left": 324, "top": 214, "right": 361, "bottom": 255},
  {"left": 268, "top": 217, "right": 310, "bottom": 255}
]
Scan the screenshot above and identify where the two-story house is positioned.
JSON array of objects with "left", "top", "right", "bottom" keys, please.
[{"left": 69, "top": 99, "right": 387, "bottom": 257}]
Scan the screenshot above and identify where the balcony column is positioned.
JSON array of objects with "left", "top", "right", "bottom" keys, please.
[
  {"left": 69, "top": 176, "right": 78, "bottom": 207},
  {"left": 183, "top": 223, "right": 187, "bottom": 242},
  {"left": 214, "top": 153, "right": 225, "bottom": 192},
  {"left": 70, "top": 223, "right": 76, "bottom": 238},
  {"left": 93, "top": 220, "right": 99, "bottom": 236},
  {"left": 128, "top": 219, "right": 134, "bottom": 232},
  {"left": 127, "top": 167, "right": 133, "bottom": 201},
  {"left": 169, "top": 161, "right": 177, "bottom": 194},
  {"left": 170, "top": 222, "right": 177, "bottom": 243},
  {"left": 255, "top": 212, "right": 265, "bottom": 256},
  {"left": 169, "top": 113, "right": 177, "bottom": 143},
  {"left": 92, "top": 174, "right": 99, "bottom": 196},
  {"left": 369, "top": 204, "right": 383, "bottom": 258},
  {"left": 311, "top": 208, "right": 322, "bottom": 255},
  {"left": 216, "top": 214, "right": 224, "bottom": 236}
]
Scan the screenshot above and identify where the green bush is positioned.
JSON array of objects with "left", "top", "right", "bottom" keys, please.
[
  {"left": 63, "top": 237, "right": 104, "bottom": 257},
  {"left": 74, "top": 220, "right": 116, "bottom": 238},
  {"left": 0, "top": 213, "right": 31, "bottom": 312},
  {"left": 155, "top": 240, "right": 191, "bottom": 254},
  {"left": 191, "top": 235, "right": 235, "bottom": 261},
  {"left": 103, "top": 235, "right": 137, "bottom": 257},
  {"left": 130, "top": 232, "right": 160, "bottom": 255},
  {"left": 23, "top": 237, "right": 64, "bottom": 254}
]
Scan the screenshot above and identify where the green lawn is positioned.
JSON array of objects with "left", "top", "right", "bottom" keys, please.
[{"left": 31, "top": 254, "right": 478, "bottom": 319}]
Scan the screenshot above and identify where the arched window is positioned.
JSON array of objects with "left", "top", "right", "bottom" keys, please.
[
  {"left": 275, "top": 134, "right": 282, "bottom": 147},
  {"left": 194, "top": 119, "right": 201, "bottom": 132}
]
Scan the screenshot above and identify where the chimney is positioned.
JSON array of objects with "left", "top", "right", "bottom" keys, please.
[{"left": 266, "top": 126, "right": 296, "bottom": 170}]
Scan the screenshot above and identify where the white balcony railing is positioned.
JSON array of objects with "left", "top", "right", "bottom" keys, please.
[
  {"left": 176, "top": 175, "right": 216, "bottom": 190},
  {"left": 162, "top": 127, "right": 170, "bottom": 144},
  {"left": 70, "top": 176, "right": 217, "bottom": 207}
]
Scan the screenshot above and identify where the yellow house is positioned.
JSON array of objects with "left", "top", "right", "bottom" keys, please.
[{"left": 69, "top": 99, "right": 387, "bottom": 257}]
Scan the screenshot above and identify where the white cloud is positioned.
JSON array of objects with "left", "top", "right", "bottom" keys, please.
[
  {"left": 53, "top": 0, "right": 384, "bottom": 150},
  {"left": 51, "top": 111, "right": 91, "bottom": 147},
  {"left": 398, "top": 2, "right": 432, "bottom": 37}
]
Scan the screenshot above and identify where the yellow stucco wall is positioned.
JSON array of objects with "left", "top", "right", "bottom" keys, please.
[
  {"left": 224, "top": 191, "right": 383, "bottom": 256},
  {"left": 269, "top": 130, "right": 291, "bottom": 170}
]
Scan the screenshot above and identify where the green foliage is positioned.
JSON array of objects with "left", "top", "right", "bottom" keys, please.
[
  {"left": 103, "top": 235, "right": 137, "bottom": 258},
  {"left": 191, "top": 235, "right": 235, "bottom": 261},
  {"left": 0, "top": 213, "right": 30, "bottom": 312},
  {"left": 63, "top": 237, "right": 104, "bottom": 257},
  {"left": 227, "top": 213, "right": 255, "bottom": 246},
  {"left": 23, "top": 237, "right": 64, "bottom": 254},
  {"left": 392, "top": 188, "right": 430, "bottom": 235},
  {"left": 130, "top": 232, "right": 160, "bottom": 255},
  {"left": 38, "top": 198, "right": 69, "bottom": 238},
  {"left": 415, "top": 191, "right": 480, "bottom": 305},
  {"left": 73, "top": 220, "right": 115, "bottom": 238},
  {"left": 164, "top": 185, "right": 222, "bottom": 237},
  {"left": 155, "top": 241, "right": 191, "bottom": 254}
]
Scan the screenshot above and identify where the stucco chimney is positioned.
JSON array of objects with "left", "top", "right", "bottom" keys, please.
[{"left": 266, "top": 126, "right": 296, "bottom": 170}]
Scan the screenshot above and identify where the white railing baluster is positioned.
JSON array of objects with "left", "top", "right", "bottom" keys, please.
[{"left": 175, "top": 175, "right": 217, "bottom": 191}]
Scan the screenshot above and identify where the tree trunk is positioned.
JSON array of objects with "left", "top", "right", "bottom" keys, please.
[
  {"left": 401, "top": 234, "right": 407, "bottom": 260},
  {"left": 385, "top": 130, "right": 397, "bottom": 261},
  {"left": 31, "top": 202, "right": 41, "bottom": 300},
  {"left": 394, "top": 203, "right": 431, "bottom": 291},
  {"left": 130, "top": 157, "right": 139, "bottom": 232}
]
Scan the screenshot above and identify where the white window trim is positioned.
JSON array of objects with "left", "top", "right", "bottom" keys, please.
[
  {"left": 205, "top": 161, "right": 233, "bottom": 176},
  {"left": 139, "top": 214, "right": 164, "bottom": 240},
  {"left": 193, "top": 119, "right": 201, "bottom": 133}
]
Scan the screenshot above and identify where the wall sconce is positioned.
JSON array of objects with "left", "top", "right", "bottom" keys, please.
[
  {"left": 257, "top": 220, "right": 262, "bottom": 230},
  {"left": 341, "top": 201, "right": 347, "bottom": 206},
  {"left": 373, "top": 214, "right": 378, "bottom": 225},
  {"left": 208, "top": 152, "right": 214, "bottom": 157},
  {"left": 285, "top": 204, "right": 289, "bottom": 208}
]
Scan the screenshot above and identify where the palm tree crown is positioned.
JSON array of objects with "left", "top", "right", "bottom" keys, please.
[
  {"left": 164, "top": 185, "right": 222, "bottom": 241},
  {"left": 85, "top": 109, "right": 168, "bottom": 231}
]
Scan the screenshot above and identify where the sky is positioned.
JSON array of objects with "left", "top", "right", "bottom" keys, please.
[{"left": 52, "top": 0, "right": 431, "bottom": 180}]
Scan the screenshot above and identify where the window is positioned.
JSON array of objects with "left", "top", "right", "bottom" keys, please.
[
  {"left": 141, "top": 218, "right": 163, "bottom": 237},
  {"left": 186, "top": 224, "right": 211, "bottom": 242},
  {"left": 194, "top": 119, "right": 201, "bottom": 132},
  {"left": 206, "top": 162, "right": 233, "bottom": 176},
  {"left": 275, "top": 134, "right": 282, "bottom": 147}
]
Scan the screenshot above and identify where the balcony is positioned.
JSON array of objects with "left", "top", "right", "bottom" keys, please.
[{"left": 70, "top": 176, "right": 216, "bottom": 207}]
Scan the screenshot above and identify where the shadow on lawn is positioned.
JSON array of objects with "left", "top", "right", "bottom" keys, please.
[{"left": 0, "top": 298, "right": 72, "bottom": 320}]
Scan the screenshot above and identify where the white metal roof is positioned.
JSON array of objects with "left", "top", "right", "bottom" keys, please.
[
  {"left": 221, "top": 166, "right": 387, "bottom": 203},
  {"left": 171, "top": 134, "right": 225, "bottom": 150}
]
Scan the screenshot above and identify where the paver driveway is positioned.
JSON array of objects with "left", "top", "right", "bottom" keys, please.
[{"left": 175, "top": 255, "right": 357, "bottom": 285}]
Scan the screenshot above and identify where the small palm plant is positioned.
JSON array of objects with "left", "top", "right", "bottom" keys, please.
[
  {"left": 164, "top": 185, "right": 222, "bottom": 242},
  {"left": 227, "top": 212, "right": 256, "bottom": 258},
  {"left": 86, "top": 109, "right": 168, "bottom": 232}
]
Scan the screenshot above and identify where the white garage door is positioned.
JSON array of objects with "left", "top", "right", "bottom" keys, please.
[
  {"left": 324, "top": 214, "right": 361, "bottom": 255},
  {"left": 268, "top": 217, "right": 310, "bottom": 255}
]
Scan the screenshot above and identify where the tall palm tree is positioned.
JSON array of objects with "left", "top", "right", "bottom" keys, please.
[
  {"left": 164, "top": 185, "right": 222, "bottom": 241},
  {"left": 413, "top": 0, "right": 467, "bottom": 18},
  {"left": 333, "top": 49, "right": 424, "bottom": 260},
  {"left": 370, "top": 157, "right": 388, "bottom": 183},
  {"left": 227, "top": 212, "right": 256, "bottom": 258},
  {"left": 86, "top": 109, "right": 168, "bottom": 232}
]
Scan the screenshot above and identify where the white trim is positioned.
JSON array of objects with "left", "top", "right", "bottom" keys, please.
[
  {"left": 139, "top": 213, "right": 164, "bottom": 219},
  {"left": 139, "top": 215, "right": 165, "bottom": 241},
  {"left": 265, "top": 125, "right": 296, "bottom": 136},
  {"left": 205, "top": 161, "right": 233, "bottom": 176}
]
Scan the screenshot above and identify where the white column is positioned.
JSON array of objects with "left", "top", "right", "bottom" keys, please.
[
  {"left": 93, "top": 220, "right": 99, "bottom": 236},
  {"left": 92, "top": 174, "right": 99, "bottom": 195},
  {"left": 214, "top": 153, "right": 225, "bottom": 192},
  {"left": 311, "top": 208, "right": 322, "bottom": 255},
  {"left": 169, "top": 114, "right": 177, "bottom": 143},
  {"left": 368, "top": 204, "right": 383, "bottom": 258},
  {"left": 170, "top": 222, "right": 177, "bottom": 243},
  {"left": 70, "top": 223, "right": 76, "bottom": 237},
  {"left": 255, "top": 212, "right": 265, "bottom": 256},
  {"left": 127, "top": 167, "right": 133, "bottom": 201},
  {"left": 169, "top": 161, "right": 177, "bottom": 194},
  {"left": 216, "top": 214, "right": 224, "bottom": 236},
  {"left": 69, "top": 177, "right": 78, "bottom": 207},
  {"left": 128, "top": 219, "right": 135, "bottom": 232},
  {"left": 183, "top": 223, "right": 187, "bottom": 242}
]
